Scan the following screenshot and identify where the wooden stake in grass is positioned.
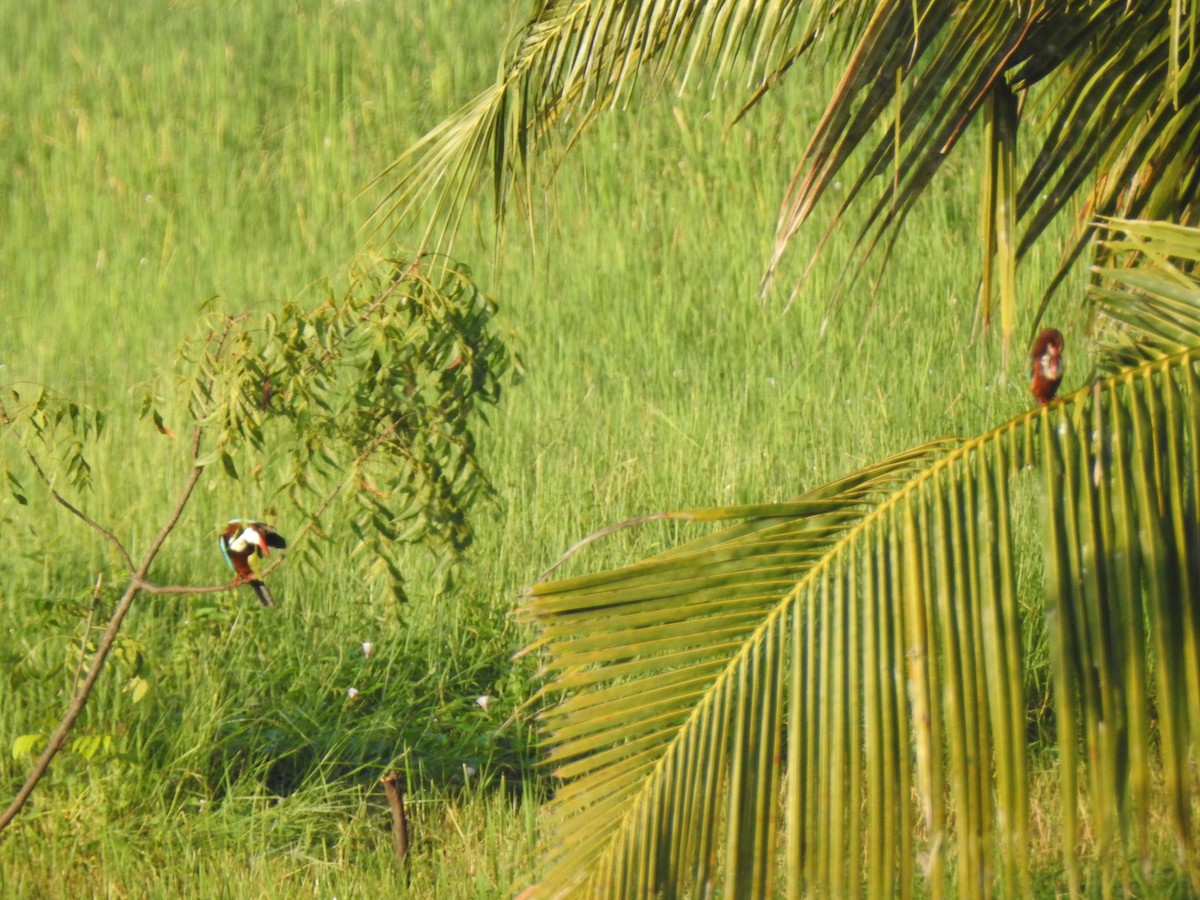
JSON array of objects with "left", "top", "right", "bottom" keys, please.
[{"left": 380, "top": 771, "right": 411, "bottom": 885}]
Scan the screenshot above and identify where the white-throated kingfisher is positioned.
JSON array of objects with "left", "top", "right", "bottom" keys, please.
[{"left": 219, "top": 519, "right": 287, "bottom": 607}]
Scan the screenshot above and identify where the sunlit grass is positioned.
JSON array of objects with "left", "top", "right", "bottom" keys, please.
[{"left": 2, "top": 774, "right": 541, "bottom": 898}]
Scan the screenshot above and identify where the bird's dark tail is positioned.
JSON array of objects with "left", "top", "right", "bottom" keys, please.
[{"left": 249, "top": 580, "right": 276, "bottom": 608}]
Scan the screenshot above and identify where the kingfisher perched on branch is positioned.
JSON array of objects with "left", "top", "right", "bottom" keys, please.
[{"left": 219, "top": 519, "right": 287, "bottom": 607}]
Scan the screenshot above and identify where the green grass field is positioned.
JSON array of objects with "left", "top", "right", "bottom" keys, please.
[{"left": 4, "top": 1, "right": 1186, "bottom": 897}]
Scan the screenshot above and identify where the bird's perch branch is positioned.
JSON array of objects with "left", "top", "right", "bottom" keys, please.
[{"left": 136, "top": 579, "right": 253, "bottom": 596}]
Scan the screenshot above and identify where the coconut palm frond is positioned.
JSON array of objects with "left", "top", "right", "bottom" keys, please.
[
  {"left": 1092, "top": 218, "right": 1200, "bottom": 371},
  {"left": 379, "top": 3, "right": 1200, "bottom": 338},
  {"left": 520, "top": 439, "right": 967, "bottom": 895},
  {"left": 520, "top": 220, "right": 1200, "bottom": 897},
  {"left": 370, "top": 0, "right": 842, "bottom": 246},
  {"left": 771, "top": 1, "right": 1200, "bottom": 332}
]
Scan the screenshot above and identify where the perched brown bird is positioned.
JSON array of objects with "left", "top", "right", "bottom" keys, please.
[
  {"left": 219, "top": 519, "right": 287, "bottom": 607},
  {"left": 1029, "top": 328, "right": 1064, "bottom": 405}
]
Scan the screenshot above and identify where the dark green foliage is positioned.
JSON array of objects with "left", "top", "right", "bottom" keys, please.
[{"left": 171, "top": 253, "right": 519, "bottom": 601}]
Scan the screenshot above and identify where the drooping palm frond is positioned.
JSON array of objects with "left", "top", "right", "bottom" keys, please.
[
  {"left": 518, "top": 219, "right": 1200, "bottom": 898},
  {"left": 369, "top": 0, "right": 836, "bottom": 247},
  {"left": 772, "top": 1, "right": 1200, "bottom": 344},
  {"left": 520, "top": 441, "right": 968, "bottom": 896},
  {"left": 1091, "top": 218, "right": 1200, "bottom": 371},
  {"left": 379, "top": 2, "right": 1200, "bottom": 350}
]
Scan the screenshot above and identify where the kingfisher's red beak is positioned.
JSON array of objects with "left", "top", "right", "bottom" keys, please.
[{"left": 257, "top": 534, "right": 271, "bottom": 557}]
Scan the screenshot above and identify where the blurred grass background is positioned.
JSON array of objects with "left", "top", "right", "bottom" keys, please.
[{"left": 1, "top": 1, "right": 1150, "bottom": 896}]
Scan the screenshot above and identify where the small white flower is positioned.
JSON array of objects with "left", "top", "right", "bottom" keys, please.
[
  {"left": 362, "top": 642, "right": 374, "bottom": 659},
  {"left": 346, "top": 687, "right": 359, "bottom": 699},
  {"left": 464, "top": 764, "right": 477, "bottom": 778},
  {"left": 476, "top": 695, "right": 491, "bottom": 711}
]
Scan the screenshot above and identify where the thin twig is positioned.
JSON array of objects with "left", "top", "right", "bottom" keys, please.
[
  {"left": 48, "top": 490, "right": 136, "bottom": 573},
  {"left": 0, "top": 405, "right": 137, "bottom": 574},
  {"left": 535, "top": 511, "right": 676, "bottom": 582},
  {"left": 135, "top": 580, "right": 246, "bottom": 596},
  {"left": 727, "top": 34, "right": 815, "bottom": 129},
  {"left": 70, "top": 574, "right": 103, "bottom": 699}
]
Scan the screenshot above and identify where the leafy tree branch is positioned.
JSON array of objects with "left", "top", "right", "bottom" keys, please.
[{"left": 0, "top": 253, "right": 516, "bottom": 835}]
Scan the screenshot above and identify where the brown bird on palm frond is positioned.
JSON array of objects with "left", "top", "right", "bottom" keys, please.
[
  {"left": 1030, "top": 328, "right": 1065, "bottom": 406},
  {"left": 219, "top": 519, "right": 287, "bottom": 607}
]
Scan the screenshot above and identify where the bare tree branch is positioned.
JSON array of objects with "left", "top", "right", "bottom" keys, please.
[{"left": 0, "top": 428, "right": 207, "bottom": 835}]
